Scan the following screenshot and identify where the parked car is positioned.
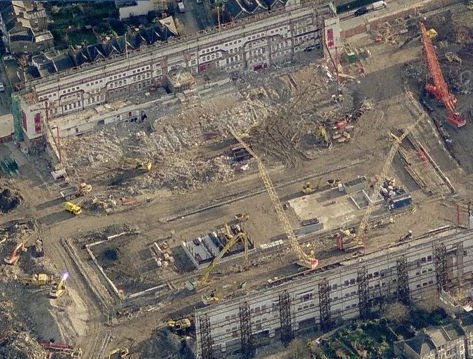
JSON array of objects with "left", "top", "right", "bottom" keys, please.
[{"left": 354, "top": 6, "right": 369, "bottom": 16}]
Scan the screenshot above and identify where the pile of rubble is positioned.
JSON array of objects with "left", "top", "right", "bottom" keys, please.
[
  {"left": 0, "top": 299, "right": 48, "bottom": 359},
  {"left": 137, "top": 328, "right": 190, "bottom": 359},
  {"left": 0, "top": 181, "right": 23, "bottom": 213},
  {"left": 152, "top": 155, "right": 234, "bottom": 191}
]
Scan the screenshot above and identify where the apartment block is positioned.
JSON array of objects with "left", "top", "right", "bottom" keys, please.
[
  {"left": 13, "top": 1, "right": 338, "bottom": 144},
  {"left": 194, "top": 227, "right": 473, "bottom": 359}
]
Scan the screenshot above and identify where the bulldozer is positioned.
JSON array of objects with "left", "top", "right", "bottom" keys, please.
[
  {"left": 49, "top": 272, "right": 69, "bottom": 298},
  {"left": 121, "top": 157, "right": 152, "bottom": 172},
  {"left": 167, "top": 318, "right": 192, "bottom": 333}
]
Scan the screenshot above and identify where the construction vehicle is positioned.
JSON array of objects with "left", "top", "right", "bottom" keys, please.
[
  {"left": 354, "top": 104, "right": 424, "bottom": 249},
  {"left": 445, "top": 52, "right": 462, "bottom": 65},
  {"left": 65, "top": 201, "right": 82, "bottom": 215},
  {"left": 316, "top": 126, "right": 331, "bottom": 147},
  {"left": 196, "top": 224, "right": 251, "bottom": 288},
  {"left": 419, "top": 21, "right": 465, "bottom": 128},
  {"left": 49, "top": 272, "right": 69, "bottom": 298},
  {"left": 302, "top": 182, "right": 315, "bottom": 195},
  {"left": 19, "top": 273, "right": 55, "bottom": 286},
  {"left": 59, "top": 183, "right": 92, "bottom": 200},
  {"left": 167, "top": 318, "right": 192, "bottom": 332},
  {"left": 108, "top": 348, "right": 129, "bottom": 359},
  {"left": 40, "top": 341, "right": 82, "bottom": 358},
  {"left": 121, "top": 157, "right": 152, "bottom": 172},
  {"left": 3, "top": 242, "right": 25, "bottom": 265},
  {"left": 229, "top": 127, "right": 318, "bottom": 269}
]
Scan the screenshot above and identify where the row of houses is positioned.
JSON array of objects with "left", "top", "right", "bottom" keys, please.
[
  {"left": 13, "top": 1, "right": 339, "bottom": 145},
  {"left": 194, "top": 227, "right": 473, "bottom": 358}
]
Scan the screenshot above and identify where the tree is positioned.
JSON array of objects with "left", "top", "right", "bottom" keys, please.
[{"left": 285, "top": 339, "right": 310, "bottom": 359}]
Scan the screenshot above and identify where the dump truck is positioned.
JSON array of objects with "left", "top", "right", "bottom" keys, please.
[
  {"left": 59, "top": 183, "right": 92, "bottom": 200},
  {"left": 65, "top": 202, "right": 82, "bottom": 215}
]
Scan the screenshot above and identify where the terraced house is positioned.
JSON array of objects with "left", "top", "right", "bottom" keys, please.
[{"left": 12, "top": 0, "right": 338, "bottom": 148}]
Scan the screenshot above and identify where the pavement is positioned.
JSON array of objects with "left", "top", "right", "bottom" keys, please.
[{"left": 340, "top": 0, "right": 460, "bottom": 33}]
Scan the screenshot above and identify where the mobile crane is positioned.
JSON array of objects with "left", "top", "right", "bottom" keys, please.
[
  {"left": 229, "top": 127, "right": 318, "bottom": 269},
  {"left": 419, "top": 21, "right": 465, "bottom": 128}
]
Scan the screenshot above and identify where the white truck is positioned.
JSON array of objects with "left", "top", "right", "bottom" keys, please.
[
  {"left": 370, "top": 1, "right": 388, "bottom": 10},
  {"left": 177, "top": 2, "right": 185, "bottom": 13}
]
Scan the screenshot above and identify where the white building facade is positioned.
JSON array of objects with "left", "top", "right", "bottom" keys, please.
[
  {"left": 14, "top": 2, "right": 338, "bottom": 142},
  {"left": 195, "top": 227, "right": 473, "bottom": 359}
]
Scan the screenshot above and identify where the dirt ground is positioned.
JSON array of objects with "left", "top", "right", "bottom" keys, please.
[{"left": 1, "top": 4, "right": 473, "bottom": 359}]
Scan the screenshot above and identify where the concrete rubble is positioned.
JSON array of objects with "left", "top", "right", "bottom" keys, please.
[{"left": 0, "top": 299, "right": 48, "bottom": 359}]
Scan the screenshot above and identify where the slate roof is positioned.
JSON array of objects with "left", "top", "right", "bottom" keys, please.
[
  {"left": 225, "top": 0, "right": 287, "bottom": 19},
  {"left": 401, "top": 335, "right": 436, "bottom": 356},
  {"left": 29, "top": 22, "right": 175, "bottom": 78}
]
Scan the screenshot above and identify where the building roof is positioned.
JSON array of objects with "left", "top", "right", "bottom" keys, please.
[
  {"left": 29, "top": 22, "right": 175, "bottom": 78},
  {"left": 225, "top": 0, "right": 287, "bottom": 19},
  {"left": 397, "top": 334, "right": 436, "bottom": 356},
  {"left": 425, "top": 324, "right": 464, "bottom": 348}
]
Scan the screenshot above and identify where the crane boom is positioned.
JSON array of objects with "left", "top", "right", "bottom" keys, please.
[
  {"left": 229, "top": 128, "right": 318, "bottom": 269},
  {"left": 199, "top": 228, "right": 249, "bottom": 285},
  {"left": 419, "top": 21, "right": 465, "bottom": 128},
  {"left": 356, "top": 98, "right": 424, "bottom": 244}
]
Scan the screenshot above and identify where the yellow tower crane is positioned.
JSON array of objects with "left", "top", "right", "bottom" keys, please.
[
  {"left": 355, "top": 100, "right": 424, "bottom": 246},
  {"left": 228, "top": 127, "right": 318, "bottom": 269}
]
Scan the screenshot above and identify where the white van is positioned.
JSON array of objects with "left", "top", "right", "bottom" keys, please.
[{"left": 0, "top": 83, "right": 5, "bottom": 93}]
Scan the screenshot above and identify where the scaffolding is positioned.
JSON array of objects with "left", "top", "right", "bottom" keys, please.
[
  {"left": 318, "top": 278, "right": 331, "bottom": 330},
  {"left": 239, "top": 301, "right": 254, "bottom": 359},
  {"left": 396, "top": 256, "right": 410, "bottom": 305},
  {"left": 11, "top": 94, "right": 24, "bottom": 141},
  {"left": 357, "top": 266, "right": 369, "bottom": 319},
  {"left": 199, "top": 314, "right": 213, "bottom": 359},
  {"left": 279, "top": 290, "right": 293, "bottom": 346},
  {"left": 434, "top": 243, "right": 448, "bottom": 292}
]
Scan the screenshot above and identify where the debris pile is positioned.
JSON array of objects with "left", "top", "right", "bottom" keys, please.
[
  {"left": 137, "top": 328, "right": 188, "bottom": 359},
  {"left": 0, "top": 300, "right": 48, "bottom": 359},
  {"left": 0, "top": 182, "right": 22, "bottom": 213}
]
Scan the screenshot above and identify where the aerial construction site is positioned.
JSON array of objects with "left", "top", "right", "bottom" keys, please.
[{"left": 2, "top": 0, "right": 473, "bottom": 358}]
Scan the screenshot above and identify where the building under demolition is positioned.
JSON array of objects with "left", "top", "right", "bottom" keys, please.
[
  {"left": 12, "top": 1, "right": 339, "bottom": 147},
  {"left": 195, "top": 226, "right": 472, "bottom": 359}
]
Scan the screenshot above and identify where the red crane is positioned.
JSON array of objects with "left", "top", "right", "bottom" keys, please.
[{"left": 419, "top": 21, "right": 466, "bottom": 128}]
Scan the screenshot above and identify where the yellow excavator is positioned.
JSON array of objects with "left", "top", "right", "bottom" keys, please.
[{"left": 49, "top": 272, "right": 69, "bottom": 298}]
